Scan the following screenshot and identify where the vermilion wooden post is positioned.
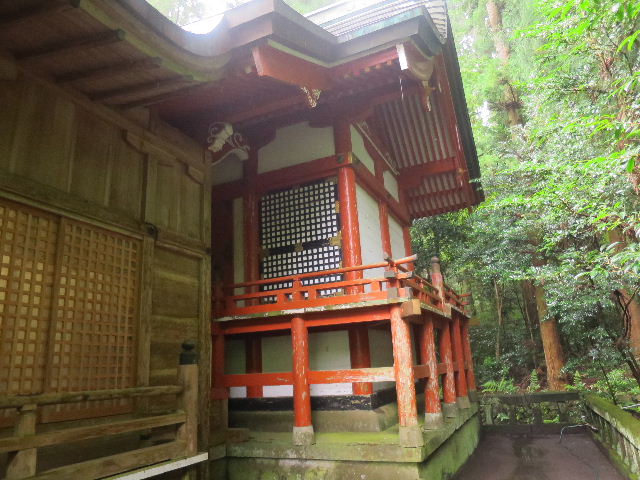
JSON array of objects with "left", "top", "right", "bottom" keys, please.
[
  {"left": 462, "top": 319, "right": 477, "bottom": 396},
  {"left": 421, "top": 314, "right": 444, "bottom": 429},
  {"left": 452, "top": 314, "right": 470, "bottom": 408},
  {"left": 291, "top": 316, "right": 314, "bottom": 445},
  {"left": 439, "top": 320, "right": 458, "bottom": 417},
  {"left": 379, "top": 202, "right": 392, "bottom": 258},
  {"left": 211, "top": 323, "right": 227, "bottom": 400},
  {"left": 402, "top": 226, "right": 414, "bottom": 270},
  {"left": 245, "top": 336, "right": 263, "bottom": 398},
  {"left": 349, "top": 326, "right": 373, "bottom": 395},
  {"left": 390, "top": 304, "right": 423, "bottom": 447}
]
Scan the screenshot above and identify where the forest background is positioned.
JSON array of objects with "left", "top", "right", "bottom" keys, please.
[{"left": 149, "top": 0, "right": 640, "bottom": 401}]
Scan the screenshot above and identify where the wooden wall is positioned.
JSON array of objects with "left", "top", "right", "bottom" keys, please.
[{"left": 0, "top": 72, "right": 213, "bottom": 447}]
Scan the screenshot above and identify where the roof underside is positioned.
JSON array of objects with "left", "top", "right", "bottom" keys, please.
[{"left": 0, "top": 0, "right": 482, "bottom": 219}]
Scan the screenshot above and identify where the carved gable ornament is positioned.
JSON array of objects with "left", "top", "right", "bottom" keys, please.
[{"left": 206, "top": 122, "right": 250, "bottom": 165}]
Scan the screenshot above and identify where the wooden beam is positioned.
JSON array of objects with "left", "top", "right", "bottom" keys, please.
[
  {"left": 0, "top": 50, "right": 17, "bottom": 80},
  {"left": 55, "top": 57, "right": 162, "bottom": 85},
  {"left": 308, "top": 366, "right": 394, "bottom": 384},
  {"left": 223, "top": 372, "right": 293, "bottom": 388},
  {"left": 398, "top": 157, "right": 460, "bottom": 188},
  {"left": 0, "top": 413, "right": 186, "bottom": 454},
  {"left": 30, "top": 441, "right": 185, "bottom": 480},
  {"left": 0, "top": 1, "right": 78, "bottom": 30},
  {"left": 252, "top": 43, "right": 331, "bottom": 90},
  {"left": 90, "top": 75, "right": 193, "bottom": 103},
  {"left": 17, "top": 29, "right": 126, "bottom": 63}
]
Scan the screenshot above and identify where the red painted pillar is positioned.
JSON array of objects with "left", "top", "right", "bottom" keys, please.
[
  {"left": 462, "top": 319, "right": 477, "bottom": 394},
  {"left": 379, "top": 202, "right": 392, "bottom": 258},
  {"left": 439, "top": 320, "right": 458, "bottom": 417},
  {"left": 291, "top": 316, "right": 314, "bottom": 445},
  {"left": 390, "top": 304, "right": 423, "bottom": 447},
  {"left": 349, "top": 326, "right": 373, "bottom": 395},
  {"left": 211, "top": 323, "right": 228, "bottom": 400},
  {"left": 421, "top": 315, "right": 444, "bottom": 429},
  {"left": 452, "top": 314, "right": 470, "bottom": 408},
  {"left": 245, "top": 336, "right": 263, "bottom": 398},
  {"left": 402, "top": 226, "right": 414, "bottom": 270}
]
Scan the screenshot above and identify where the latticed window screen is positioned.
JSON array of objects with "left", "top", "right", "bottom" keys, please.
[
  {"left": 0, "top": 199, "right": 140, "bottom": 425},
  {"left": 260, "top": 179, "right": 342, "bottom": 297}
]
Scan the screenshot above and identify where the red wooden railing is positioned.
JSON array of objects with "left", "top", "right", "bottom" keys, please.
[{"left": 213, "top": 255, "right": 450, "bottom": 318}]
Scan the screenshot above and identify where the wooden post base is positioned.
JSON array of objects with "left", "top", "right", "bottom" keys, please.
[
  {"left": 424, "top": 412, "right": 444, "bottom": 430},
  {"left": 399, "top": 425, "right": 424, "bottom": 448},
  {"left": 456, "top": 396, "right": 471, "bottom": 410},
  {"left": 292, "top": 425, "right": 315, "bottom": 446},
  {"left": 442, "top": 402, "right": 459, "bottom": 418}
]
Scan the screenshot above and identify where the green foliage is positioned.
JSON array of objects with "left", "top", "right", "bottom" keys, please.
[
  {"left": 481, "top": 378, "right": 518, "bottom": 393},
  {"left": 593, "top": 368, "right": 640, "bottom": 397},
  {"left": 416, "top": 0, "right": 640, "bottom": 391},
  {"left": 528, "top": 370, "right": 541, "bottom": 392}
]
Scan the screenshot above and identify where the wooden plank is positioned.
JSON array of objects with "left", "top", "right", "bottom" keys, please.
[
  {"left": 412, "top": 364, "right": 431, "bottom": 380},
  {"left": 17, "top": 30, "right": 126, "bottom": 63},
  {"left": 0, "top": 1, "right": 77, "bottom": 29},
  {"left": 223, "top": 372, "right": 294, "bottom": 388},
  {"left": 91, "top": 76, "right": 193, "bottom": 103},
  {"left": 55, "top": 58, "right": 162, "bottom": 85},
  {"left": 29, "top": 441, "right": 186, "bottom": 480},
  {"left": 6, "top": 405, "right": 37, "bottom": 478},
  {"left": 0, "top": 413, "right": 186, "bottom": 454},
  {"left": 103, "top": 452, "right": 208, "bottom": 480},
  {"left": 308, "top": 367, "right": 395, "bottom": 384},
  {"left": 0, "top": 386, "right": 182, "bottom": 409}
]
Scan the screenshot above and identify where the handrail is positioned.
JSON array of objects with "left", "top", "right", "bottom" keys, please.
[
  {"left": 224, "top": 255, "right": 419, "bottom": 290},
  {"left": 0, "top": 385, "right": 183, "bottom": 409},
  {"left": 4, "top": 342, "right": 201, "bottom": 480}
]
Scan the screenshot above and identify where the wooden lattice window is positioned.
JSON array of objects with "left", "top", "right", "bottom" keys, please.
[
  {"left": 259, "top": 179, "right": 342, "bottom": 297},
  {"left": 0, "top": 199, "right": 141, "bottom": 425}
]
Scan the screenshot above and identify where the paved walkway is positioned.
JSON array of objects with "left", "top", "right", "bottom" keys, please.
[{"left": 454, "top": 433, "right": 626, "bottom": 480}]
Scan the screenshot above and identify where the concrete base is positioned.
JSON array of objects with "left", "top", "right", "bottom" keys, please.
[
  {"left": 457, "top": 395, "right": 471, "bottom": 410},
  {"left": 423, "top": 412, "right": 444, "bottom": 430},
  {"left": 293, "top": 425, "right": 315, "bottom": 446},
  {"left": 399, "top": 425, "right": 424, "bottom": 447},
  {"left": 442, "top": 402, "right": 459, "bottom": 418}
]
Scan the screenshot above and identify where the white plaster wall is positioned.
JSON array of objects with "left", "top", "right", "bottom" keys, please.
[
  {"left": 226, "top": 330, "right": 352, "bottom": 398},
  {"left": 356, "top": 184, "right": 385, "bottom": 280},
  {"left": 258, "top": 122, "right": 335, "bottom": 174},
  {"left": 369, "top": 328, "right": 395, "bottom": 392},
  {"left": 212, "top": 156, "right": 244, "bottom": 186},
  {"left": 309, "top": 330, "right": 351, "bottom": 396},
  {"left": 383, "top": 170, "right": 400, "bottom": 201},
  {"left": 263, "top": 335, "right": 294, "bottom": 397},
  {"left": 389, "top": 214, "right": 406, "bottom": 259},
  {"left": 350, "top": 126, "right": 375, "bottom": 174},
  {"left": 226, "top": 338, "right": 247, "bottom": 398}
]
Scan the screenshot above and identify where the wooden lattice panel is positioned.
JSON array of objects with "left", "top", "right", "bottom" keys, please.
[
  {"left": 260, "top": 179, "right": 342, "bottom": 296},
  {"left": 0, "top": 203, "right": 58, "bottom": 395},
  {"left": 45, "top": 219, "right": 140, "bottom": 421},
  {"left": 0, "top": 199, "right": 142, "bottom": 425}
]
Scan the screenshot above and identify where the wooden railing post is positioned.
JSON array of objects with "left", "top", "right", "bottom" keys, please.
[
  {"left": 348, "top": 326, "right": 373, "bottom": 395},
  {"left": 245, "top": 336, "right": 263, "bottom": 398},
  {"left": 430, "top": 256, "right": 458, "bottom": 417},
  {"left": 177, "top": 341, "right": 199, "bottom": 456},
  {"left": 211, "top": 323, "right": 227, "bottom": 400},
  {"left": 6, "top": 404, "right": 37, "bottom": 479},
  {"left": 390, "top": 304, "right": 423, "bottom": 447},
  {"left": 421, "top": 314, "right": 444, "bottom": 429},
  {"left": 462, "top": 319, "right": 477, "bottom": 400},
  {"left": 452, "top": 314, "right": 470, "bottom": 409},
  {"left": 291, "top": 316, "right": 314, "bottom": 445}
]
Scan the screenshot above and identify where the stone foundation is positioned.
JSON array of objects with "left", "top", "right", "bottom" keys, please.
[{"left": 212, "top": 402, "right": 480, "bottom": 479}]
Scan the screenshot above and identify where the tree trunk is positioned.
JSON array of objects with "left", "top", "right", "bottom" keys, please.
[
  {"left": 494, "top": 279, "right": 504, "bottom": 360},
  {"left": 618, "top": 289, "right": 640, "bottom": 361},
  {"left": 534, "top": 284, "right": 567, "bottom": 390},
  {"left": 486, "top": 0, "right": 523, "bottom": 127}
]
